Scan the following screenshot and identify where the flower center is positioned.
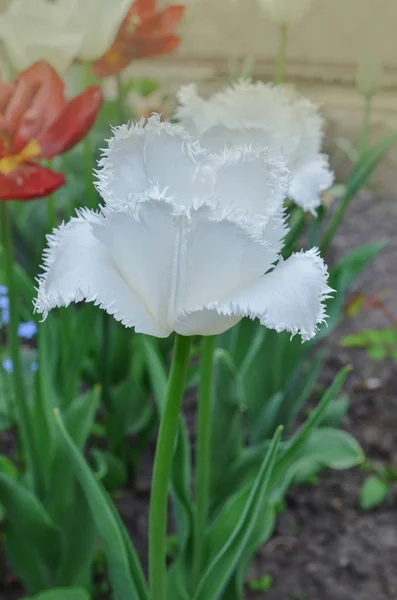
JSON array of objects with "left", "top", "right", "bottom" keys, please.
[{"left": 0, "top": 138, "right": 41, "bottom": 175}]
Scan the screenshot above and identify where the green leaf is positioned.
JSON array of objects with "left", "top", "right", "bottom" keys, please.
[
  {"left": 359, "top": 475, "right": 389, "bottom": 510},
  {"left": 318, "top": 395, "right": 349, "bottom": 428},
  {"left": 368, "top": 345, "right": 387, "bottom": 361},
  {"left": 54, "top": 484, "right": 96, "bottom": 588},
  {"left": 91, "top": 449, "right": 128, "bottom": 491},
  {"left": 291, "top": 428, "right": 364, "bottom": 483},
  {"left": 25, "top": 588, "right": 90, "bottom": 600},
  {"left": 321, "top": 132, "right": 397, "bottom": 253},
  {"left": 194, "top": 427, "right": 283, "bottom": 600},
  {"left": 0, "top": 473, "right": 60, "bottom": 570},
  {"left": 53, "top": 410, "right": 148, "bottom": 600},
  {"left": 341, "top": 332, "right": 370, "bottom": 348},
  {"left": 345, "top": 132, "right": 397, "bottom": 199},
  {"left": 47, "top": 386, "right": 100, "bottom": 523},
  {"left": 269, "top": 367, "right": 351, "bottom": 500},
  {"left": 210, "top": 349, "right": 244, "bottom": 510}
]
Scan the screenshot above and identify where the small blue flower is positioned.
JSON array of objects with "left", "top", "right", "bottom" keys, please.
[
  {"left": 31, "top": 361, "right": 39, "bottom": 372},
  {"left": 1, "top": 307, "right": 9, "bottom": 325},
  {"left": 2, "top": 358, "right": 13, "bottom": 373},
  {"left": 0, "top": 296, "right": 9, "bottom": 310},
  {"left": 18, "top": 321, "right": 38, "bottom": 340},
  {"left": 0, "top": 285, "right": 7, "bottom": 296}
]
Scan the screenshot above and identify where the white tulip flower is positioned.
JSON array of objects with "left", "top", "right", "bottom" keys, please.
[
  {"left": 35, "top": 116, "right": 331, "bottom": 340},
  {"left": 175, "top": 81, "right": 333, "bottom": 215},
  {"left": 0, "top": 0, "right": 131, "bottom": 72},
  {"left": 257, "top": 0, "right": 316, "bottom": 26}
]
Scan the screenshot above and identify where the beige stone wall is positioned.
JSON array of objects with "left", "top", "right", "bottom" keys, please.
[{"left": 159, "top": 0, "right": 397, "bottom": 85}]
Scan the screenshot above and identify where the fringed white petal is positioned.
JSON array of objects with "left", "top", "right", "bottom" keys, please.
[
  {"left": 211, "top": 144, "right": 290, "bottom": 226},
  {"left": 34, "top": 208, "right": 170, "bottom": 337},
  {"left": 175, "top": 80, "right": 334, "bottom": 212},
  {"left": 289, "top": 155, "right": 334, "bottom": 214},
  {"left": 257, "top": 0, "right": 316, "bottom": 25},
  {"left": 95, "top": 114, "right": 214, "bottom": 208},
  {"left": 205, "top": 248, "right": 333, "bottom": 342}
]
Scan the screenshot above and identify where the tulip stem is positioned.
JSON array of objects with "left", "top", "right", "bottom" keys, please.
[
  {"left": 0, "top": 202, "right": 41, "bottom": 495},
  {"left": 149, "top": 334, "right": 192, "bottom": 600},
  {"left": 275, "top": 23, "right": 288, "bottom": 84},
  {"left": 194, "top": 334, "right": 216, "bottom": 585},
  {"left": 116, "top": 74, "right": 128, "bottom": 124},
  {"left": 359, "top": 95, "right": 372, "bottom": 157}
]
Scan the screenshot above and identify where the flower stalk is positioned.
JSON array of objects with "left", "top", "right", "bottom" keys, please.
[
  {"left": 194, "top": 334, "right": 216, "bottom": 584},
  {"left": 149, "top": 334, "right": 192, "bottom": 600}
]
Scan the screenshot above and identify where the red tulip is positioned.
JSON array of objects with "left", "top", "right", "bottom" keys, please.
[
  {"left": 92, "top": 0, "right": 185, "bottom": 78},
  {"left": 0, "top": 61, "right": 103, "bottom": 201}
]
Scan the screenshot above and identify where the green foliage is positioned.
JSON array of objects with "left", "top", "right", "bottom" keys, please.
[
  {"left": 341, "top": 327, "right": 397, "bottom": 362},
  {"left": 359, "top": 465, "right": 397, "bottom": 510},
  {"left": 359, "top": 475, "right": 390, "bottom": 510},
  {"left": 249, "top": 574, "right": 273, "bottom": 592}
]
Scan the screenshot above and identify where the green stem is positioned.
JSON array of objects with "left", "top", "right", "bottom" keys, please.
[
  {"left": 358, "top": 95, "right": 372, "bottom": 157},
  {"left": 47, "top": 193, "right": 57, "bottom": 232},
  {"left": 115, "top": 73, "right": 128, "bottom": 124},
  {"left": 0, "top": 202, "right": 41, "bottom": 493},
  {"left": 275, "top": 24, "right": 288, "bottom": 84},
  {"left": 149, "top": 334, "right": 192, "bottom": 600},
  {"left": 320, "top": 195, "right": 349, "bottom": 255},
  {"left": 193, "top": 335, "right": 216, "bottom": 584}
]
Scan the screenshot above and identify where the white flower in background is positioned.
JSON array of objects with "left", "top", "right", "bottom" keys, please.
[
  {"left": 0, "top": 0, "right": 131, "bottom": 72},
  {"left": 35, "top": 116, "right": 331, "bottom": 340},
  {"left": 355, "top": 54, "right": 384, "bottom": 99},
  {"left": 257, "top": 0, "right": 317, "bottom": 26},
  {"left": 175, "top": 80, "right": 333, "bottom": 214}
]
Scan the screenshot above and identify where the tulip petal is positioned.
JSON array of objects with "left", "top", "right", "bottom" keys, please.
[
  {"left": 175, "top": 81, "right": 334, "bottom": 213},
  {"left": 35, "top": 208, "right": 167, "bottom": 337},
  {"left": 212, "top": 145, "right": 290, "bottom": 224},
  {"left": 288, "top": 155, "right": 334, "bottom": 214},
  {"left": 205, "top": 249, "right": 332, "bottom": 342},
  {"left": 38, "top": 85, "right": 103, "bottom": 159},
  {"left": 0, "top": 162, "right": 65, "bottom": 201},
  {"left": 96, "top": 115, "right": 213, "bottom": 207},
  {"left": 10, "top": 61, "right": 65, "bottom": 152}
]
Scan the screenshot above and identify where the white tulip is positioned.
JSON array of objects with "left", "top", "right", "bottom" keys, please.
[
  {"left": 175, "top": 81, "right": 334, "bottom": 214},
  {"left": 257, "top": 0, "right": 316, "bottom": 26},
  {"left": 0, "top": 0, "right": 131, "bottom": 72},
  {"left": 35, "top": 116, "right": 331, "bottom": 340}
]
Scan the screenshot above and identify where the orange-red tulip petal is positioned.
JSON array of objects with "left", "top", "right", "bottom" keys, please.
[
  {"left": 38, "top": 86, "right": 104, "bottom": 159},
  {"left": 92, "top": 0, "right": 185, "bottom": 78},
  {"left": 1, "top": 162, "right": 65, "bottom": 201},
  {"left": 0, "top": 61, "right": 103, "bottom": 201}
]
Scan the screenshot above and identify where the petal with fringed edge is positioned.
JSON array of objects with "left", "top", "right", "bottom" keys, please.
[
  {"left": 202, "top": 248, "right": 332, "bottom": 342},
  {"left": 34, "top": 206, "right": 167, "bottom": 337},
  {"left": 211, "top": 144, "right": 290, "bottom": 227},
  {"left": 288, "top": 155, "right": 334, "bottom": 215},
  {"left": 0, "top": 162, "right": 65, "bottom": 201},
  {"left": 35, "top": 197, "right": 284, "bottom": 337},
  {"left": 95, "top": 115, "right": 213, "bottom": 207}
]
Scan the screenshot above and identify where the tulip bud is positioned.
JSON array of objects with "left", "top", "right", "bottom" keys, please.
[
  {"left": 355, "top": 54, "right": 384, "bottom": 99},
  {"left": 257, "top": 0, "right": 317, "bottom": 26}
]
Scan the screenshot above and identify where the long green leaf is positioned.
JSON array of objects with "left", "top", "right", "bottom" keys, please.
[
  {"left": 193, "top": 426, "right": 283, "bottom": 600},
  {"left": 0, "top": 473, "right": 60, "bottom": 570},
  {"left": 321, "top": 132, "right": 397, "bottom": 253},
  {"left": 25, "top": 588, "right": 90, "bottom": 600},
  {"left": 53, "top": 410, "right": 148, "bottom": 600}
]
